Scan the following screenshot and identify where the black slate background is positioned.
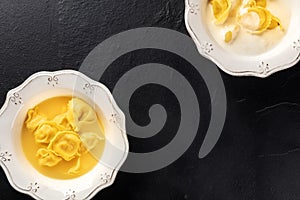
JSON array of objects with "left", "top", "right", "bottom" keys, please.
[{"left": 0, "top": 0, "right": 300, "bottom": 199}]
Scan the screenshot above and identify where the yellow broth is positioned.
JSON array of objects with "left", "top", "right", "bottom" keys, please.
[{"left": 21, "top": 96, "right": 105, "bottom": 179}]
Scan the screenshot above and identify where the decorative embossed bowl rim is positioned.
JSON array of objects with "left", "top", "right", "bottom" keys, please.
[
  {"left": 185, "top": 0, "right": 300, "bottom": 77},
  {"left": 0, "top": 70, "right": 129, "bottom": 199}
]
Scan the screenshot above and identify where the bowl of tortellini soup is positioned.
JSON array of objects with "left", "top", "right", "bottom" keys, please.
[
  {"left": 0, "top": 70, "right": 129, "bottom": 200},
  {"left": 185, "top": 0, "right": 300, "bottom": 77}
]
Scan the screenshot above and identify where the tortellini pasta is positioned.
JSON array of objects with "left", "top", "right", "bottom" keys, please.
[
  {"left": 48, "top": 131, "right": 81, "bottom": 161},
  {"left": 210, "top": 0, "right": 232, "bottom": 24},
  {"left": 25, "top": 108, "right": 47, "bottom": 131},
  {"left": 209, "top": 0, "right": 283, "bottom": 43},
  {"left": 36, "top": 148, "right": 62, "bottom": 167},
  {"left": 25, "top": 97, "right": 105, "bottom": 175}
]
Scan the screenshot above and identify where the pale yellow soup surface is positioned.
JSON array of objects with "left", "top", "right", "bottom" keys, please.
[{"left": 21, "top": 96, "right": 105, "bottom": 179}]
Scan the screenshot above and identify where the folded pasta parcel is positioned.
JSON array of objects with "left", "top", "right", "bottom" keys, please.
[
  {"left": 238, "top": 5, "right": 283, "bottom": 34},
  {"left": 210, "top": 0, "right": 232, "bottom": 24}
]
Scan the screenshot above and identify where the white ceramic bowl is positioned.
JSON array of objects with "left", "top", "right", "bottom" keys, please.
[
  {"left": 0, "top": 70, "right": 129, "bottom": 199},
  {"left": 185, "top": 0, "right": 300, "bottom": 77}
]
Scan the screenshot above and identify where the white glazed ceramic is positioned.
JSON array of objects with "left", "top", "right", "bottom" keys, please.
[
  {"left": 0, "top": 70, "right": 129, "bottom": 200},
  {"left": 185, "top": 0, "right": 300, "bottom": 77}
]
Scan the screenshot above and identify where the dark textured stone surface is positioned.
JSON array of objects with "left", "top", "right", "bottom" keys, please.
[{"left": 0, "top": 0, "right": 300, "bottom": 199}]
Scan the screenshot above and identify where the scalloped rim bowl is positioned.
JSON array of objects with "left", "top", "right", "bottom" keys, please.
[
  {"left": 0, "top": 70, "right": 129, "bottom": 199},
  {"left": 185, "top": 0, "right": 300, "bottom": 77}
]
